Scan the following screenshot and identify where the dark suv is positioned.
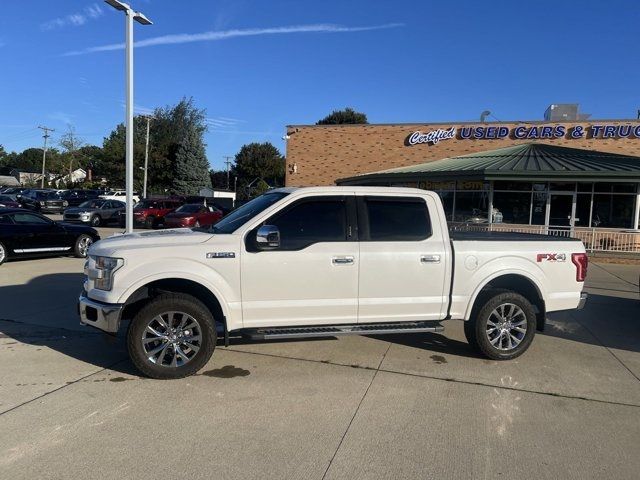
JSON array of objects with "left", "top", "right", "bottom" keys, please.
[
  {"left": 60, "top": 190, "right": 100, "bottom": 207},
  {"left": 19, "top": 190, "right": 67, "bottom": 213}
]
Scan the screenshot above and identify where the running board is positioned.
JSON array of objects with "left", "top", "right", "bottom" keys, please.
[{"left": 243, "top": 321, "right": 444, "bottom": 340}]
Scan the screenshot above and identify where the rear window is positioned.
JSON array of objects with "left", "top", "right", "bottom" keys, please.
[
  {"left": 362, "top": 197, "right": 431, "bottom": 241},
  {"left": 0, "top": 214, "right": 13, "bottom": 225}
]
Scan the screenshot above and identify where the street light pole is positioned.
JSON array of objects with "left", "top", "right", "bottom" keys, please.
[
  {"left": 105, "top": 0, "right": 152, "bottom": 233},
  {"left": 142, "top": 115, "right": 151, "bottom": 199}
]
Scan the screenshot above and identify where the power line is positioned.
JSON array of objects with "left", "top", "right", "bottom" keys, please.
[{"left": 37, "top": 126, "right": 55, "bottom": 188}]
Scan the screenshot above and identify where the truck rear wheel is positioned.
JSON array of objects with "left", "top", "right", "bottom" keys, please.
[
  {"left": 464, "top": 290, "right": 536, "bottom": 360},
  {"left": 127, "top": 293, "right": 216, "bottom": 379}
]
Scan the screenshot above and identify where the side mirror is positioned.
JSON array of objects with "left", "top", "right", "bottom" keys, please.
[{"left": 256, "top": 225, "right": 280, "bottom": 249}]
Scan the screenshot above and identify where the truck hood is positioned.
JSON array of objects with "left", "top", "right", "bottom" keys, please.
[{"left": 90, "top": 228, "right": 214, "bottom": 256}]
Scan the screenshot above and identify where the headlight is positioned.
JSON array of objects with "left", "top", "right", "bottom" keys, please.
[
  {"left": 40, "top": 201, "right": 46, "bottom": 205},
  {"left": 63, "top": 201, "right": 69, "bottom": 207},
  {"left": 91, "top": 256, "right": 123, "bottom": 291}
]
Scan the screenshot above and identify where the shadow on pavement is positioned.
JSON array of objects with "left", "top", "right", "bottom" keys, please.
[{"left": 2, "top": 272, "right": 639, "bottom": 374}]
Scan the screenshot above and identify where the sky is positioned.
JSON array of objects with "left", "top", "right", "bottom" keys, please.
[{"left": 1, "top": 0, "right": 639, "bottom": 170}]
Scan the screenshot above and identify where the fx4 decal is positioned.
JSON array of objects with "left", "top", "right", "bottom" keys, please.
[{"left": 536, "top": 253, "right": 566, "bottom": 262}]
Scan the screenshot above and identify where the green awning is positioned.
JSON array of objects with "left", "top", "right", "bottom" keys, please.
[{"left": 337, "top": 143, "right": 640, "bottom": 184}]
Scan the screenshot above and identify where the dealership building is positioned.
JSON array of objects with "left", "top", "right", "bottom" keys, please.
[{"left": 284, "top": 105, "right": 640, "bottom": 245}]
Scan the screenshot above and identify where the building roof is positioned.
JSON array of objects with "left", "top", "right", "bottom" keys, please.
[
  {"left": 0, "top": 175, "right": 20, "bottom": 186},
  {"left": 337, "top": 143, "right": 640, "bottom": 184}
]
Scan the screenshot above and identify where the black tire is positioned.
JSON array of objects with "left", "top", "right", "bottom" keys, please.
[
  {"left": 464, "top": 289, "right": 536, "bottom": 360},
  {"left": 74, "top": 234, "right": 93, "bottom": 258},
  {"left": 90, "top": 215, "right": 101, "bottom": 227},
  {"left": 0, "top": 242, "right": 6, "bottom": 266},
  {"left": 145, "top": 216, "right": 155, "bottom": 229},
  {"left": 127, "top": 293, "right": 216, "bottom": 379}
]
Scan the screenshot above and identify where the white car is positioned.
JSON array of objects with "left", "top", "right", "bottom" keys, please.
[
  {"left": 79, "top": 186, "right": 588, "bottom": 379},
  {"left": 99, "top": 190, "right": 140, "bottom": 204}
]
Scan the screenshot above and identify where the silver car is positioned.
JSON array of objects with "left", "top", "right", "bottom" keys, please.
[{"left": 63, "top": 199, "right": 125, "bottom": 227}]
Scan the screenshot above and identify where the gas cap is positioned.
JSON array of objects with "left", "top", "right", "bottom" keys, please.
[{"left": 465, "top": 255, "right": 479, "bottom": 271}]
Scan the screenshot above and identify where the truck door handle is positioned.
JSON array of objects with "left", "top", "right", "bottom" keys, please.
[
  {"left": 332, "top": 256, "right": 354, "bottom": 265},
  {"left": 420, "top": 254, "right": 441, "bottom": 264}
]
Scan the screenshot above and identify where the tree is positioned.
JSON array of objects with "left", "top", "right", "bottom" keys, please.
[
  {"left": 233, "top": 142, "right": 284, "bottom": 200},
  {"left": 316, "top": 107, "right": 368, "bottom": 125},
  {"left": 100, "top": 97, "right": 210, "bottom": 194},
  {"left": 174, "top": 126, "right": 211, "bottom": 195},
  {"left": 59, "top": 126, "right": 85, "bottom": 177},
  {"left": 209, "top": 169, "right": 231, "bottom": 190}
]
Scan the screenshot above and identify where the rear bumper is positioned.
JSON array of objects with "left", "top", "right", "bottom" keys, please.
[
  {"left": 78, "top": 292, "right": 124, "bottom": 333},
  {"left": 577, "top": 292, "right": 588, "bottom": 310}
]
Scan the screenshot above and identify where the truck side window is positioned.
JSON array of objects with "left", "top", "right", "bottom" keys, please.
[
  {"left": 268, "top": 198, "right": 347, "bottom": 250},
  {"left": 362, "top": 197, "right": 431, "bottom": 241}
]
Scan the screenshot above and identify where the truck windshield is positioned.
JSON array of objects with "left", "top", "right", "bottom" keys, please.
[{"left": 200, "top": 192, "right": 289, "bottom": 234}]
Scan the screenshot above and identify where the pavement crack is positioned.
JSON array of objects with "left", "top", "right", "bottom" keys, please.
[
  {"left": 224, "top": 347, "right": 640, "bottom": 409},
  {"left": 0, "top": 357, "right": 130, "bottom": 417},
  {"left": 569, "top": 311, "right": 640, "bottom": 384},
  {"left": 590, "top": 263, "right": 639, "bottom": 289},
  {"left": 321, "top": 342, "right": 392, "bottom": 480}
]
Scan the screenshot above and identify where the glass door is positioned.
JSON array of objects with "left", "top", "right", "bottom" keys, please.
[{"left": 548, "top": 193, "right": 575, "bottom": 228}]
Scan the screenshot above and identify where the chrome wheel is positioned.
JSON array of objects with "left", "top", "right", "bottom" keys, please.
[
  {"left": 0, "top": 244, "right": 5, "bottom": 264},
  {"left": 78, "top": 236, "right": 93, "bottom": 257},
  {"left": 141, "top": 311, "right": 202, "bottom": 368},
  {"left": 485, "top": 303, "right": 527, "bottom": 351}
]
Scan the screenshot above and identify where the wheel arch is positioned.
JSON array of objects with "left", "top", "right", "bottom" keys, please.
[
  {"left": 466, "top": 272, "right": 547, "bottom": 331},
  {"left": 121, "top": 278, "right": 228, "bottom": 333}
]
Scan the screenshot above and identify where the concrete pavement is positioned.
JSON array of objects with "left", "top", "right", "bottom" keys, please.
[{"left": 0, "top": 256, "right": 638, "bottom": 479}]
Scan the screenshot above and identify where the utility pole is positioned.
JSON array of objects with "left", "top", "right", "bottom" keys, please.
[
  {"left": 143, "top": 115, "right": 151, "bottom": 199},
  {"left": 223, "top": 156, "right": 233, "bottom": 190},
  {"left": 38, "top": 126, "right": 54, "bottom": 188}
]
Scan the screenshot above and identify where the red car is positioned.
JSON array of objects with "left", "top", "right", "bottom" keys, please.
[
  {"left": 132, "top": 199, "right": 183, "bottom": 228},
  {"left": 163, "top": 204, "right": 223, "bottom": 228}
]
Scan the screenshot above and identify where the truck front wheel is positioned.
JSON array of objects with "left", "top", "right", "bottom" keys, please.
[
  {"left": 127, "top": 293, "right": 217, "bottom": 379},
  {"left": 464, "top": 290, "right": 536, "bottom": 360}
]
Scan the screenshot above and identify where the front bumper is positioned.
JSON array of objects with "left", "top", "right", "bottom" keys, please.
[
  {"left": 577, "top": 292, "right": 588, "bottom": 310},
  {"left": 78, "top": 292, "right": 124, "bottom": 333}
]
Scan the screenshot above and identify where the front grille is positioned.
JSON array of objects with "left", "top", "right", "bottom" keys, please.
[{"left": 65, "top": 213, "right": 80, "bottom": 219}]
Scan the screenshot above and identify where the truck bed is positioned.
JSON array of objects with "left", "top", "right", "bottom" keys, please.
[{"left": 450, "top": 231, "right": 578, "bottom": 242}]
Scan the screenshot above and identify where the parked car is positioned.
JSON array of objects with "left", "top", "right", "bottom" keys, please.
[
  {"left": 129, "top": 199, "right": 183, "bottom": 229},
  {"left": 163, "top": 204, "right": 223, "bottom": 228},
  {"left": 100, "top": 190, "right": 140, "bottom": 204},
  {"left": 79, "top": 186, "right": 588, "bottom": 379},
  {"left": 63, "top": 199, "right": 126, "bottom": 226},
  {"left": 0, "top": 195, "right": 20, "bottom": 208},
  {"left": 0, "top": 208, "right": 100, "bottom": 265},
  {"left": 184, "top": 196, "right": 233, "bottom": 215},
  {"left": 59, "top": 189, "right": 100, "bottom": 207},
  {"left": 18, "top": 190, "right": 68, "bottom": 213}
]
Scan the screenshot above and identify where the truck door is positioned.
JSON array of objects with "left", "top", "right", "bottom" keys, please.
[
  {"left": 357, "top": 194, "right": 448, "bottom": 323},
  {"left": 241, "top": 195, "right": 358, "bottom": 327}
]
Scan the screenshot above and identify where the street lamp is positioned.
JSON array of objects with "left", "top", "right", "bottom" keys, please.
[{"left": 104, "top": 0, "right": 152, "bottom": 233}]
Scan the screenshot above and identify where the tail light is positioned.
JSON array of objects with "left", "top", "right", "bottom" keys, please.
[{"left": 571, "top": 253, "right": 588, "bottom": 282}]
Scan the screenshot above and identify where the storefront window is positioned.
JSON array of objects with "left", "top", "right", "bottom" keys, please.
[
  {"left": 531, "top": 192, "right": 547, "bottom": 225},
  {"left": 575, "top": 194, "right": 592, "bottom": 227},
  {"left": 436, "top": 191, "right": 454, "bottom": 221},
  {"left": 577, "top": 183, "right": 593, "bottom": 192},
  {"left": 493, "top": 181, "right": 532, "bottom": 191},
  {"left": 454, "top": 191, "right": 489, "bottom": 223},
  {"left": 592, "top": 195, "right": 635, "bottom": 228},
  {"left": 594, "top": 183, "right": 636, "bottom": 193},
  {"left": 549, "top": 182, "right": 576, "bottom": 191},
  {"left": 492, "top": 192, "right": 531, "bottom": 224}
]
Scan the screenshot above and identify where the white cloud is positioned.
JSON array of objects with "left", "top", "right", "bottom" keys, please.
[
  {"left": 42, "top": 3, "right": 103, "bottom": 31},
  {"left": 62, "top": 22, "right": 404, "bottom": 56}
]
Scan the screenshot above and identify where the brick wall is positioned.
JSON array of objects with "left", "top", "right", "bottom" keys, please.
[{"left": 284, "top": 121, "right": 640, "bottom": 186}]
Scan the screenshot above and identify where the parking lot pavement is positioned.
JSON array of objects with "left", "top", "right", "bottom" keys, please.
[{"left": 0, "top": 258, "right": 639, "bottom": 479}]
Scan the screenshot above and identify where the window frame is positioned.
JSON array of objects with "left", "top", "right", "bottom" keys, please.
[
  {"left": 356, "top": 195, "right": 432, "bottom": 242},
  {"left": 246, "top": 195, "right": 357, "bottom": 252}
]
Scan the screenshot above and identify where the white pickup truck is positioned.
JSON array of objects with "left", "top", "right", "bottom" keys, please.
[{"left": 79, "top": 187, "right": 588, "bottom": 379}]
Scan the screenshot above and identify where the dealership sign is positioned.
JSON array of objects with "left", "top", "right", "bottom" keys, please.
[{"left": 407, "top": 124, "right": 640, "bottom": 146}]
